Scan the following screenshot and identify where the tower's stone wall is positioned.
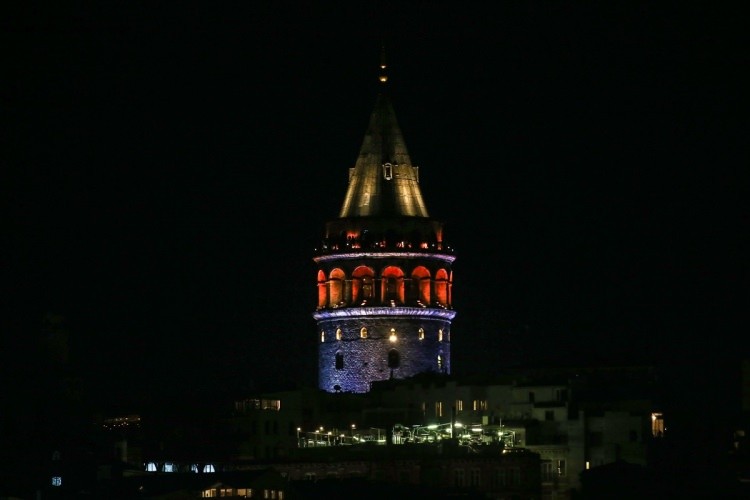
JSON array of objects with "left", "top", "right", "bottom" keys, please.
[{"left": 317, "top": 313, "right": 451, "bottom": 393}]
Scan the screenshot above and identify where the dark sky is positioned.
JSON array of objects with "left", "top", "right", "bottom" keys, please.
[{"left": 4, "top": 2, "right": 747, "bottom": 411}]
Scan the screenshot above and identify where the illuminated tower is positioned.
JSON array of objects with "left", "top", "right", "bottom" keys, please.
[{"left": 313, "top": 51, "right": 456, "bottom": 393}]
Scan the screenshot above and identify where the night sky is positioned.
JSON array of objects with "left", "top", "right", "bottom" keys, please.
[{"left": 5, "top": 3, "right": 746, "bottom": 412}]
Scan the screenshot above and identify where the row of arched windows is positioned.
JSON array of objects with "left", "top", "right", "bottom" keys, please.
[
  {"left": 317, "top": 265, "right": 452, "bottom": 309},
  {"left": 321, "top": 327, "right": 449, "bottom": 342}
]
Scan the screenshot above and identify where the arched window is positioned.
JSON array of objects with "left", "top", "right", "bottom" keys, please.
[
  {"left": 381, "top": 266, "right": 405, "bottom": 304},
  {"left": 352, "top": 266, "right": 375, "bottom": 305},
  {"left": 437, "top": 354, "right": 443, "bottom": 371},
  {"left": 388, "top": 349, "right": 400, "bottom": 368},
  {"left": 320, "top": 331, "right": 325, "bottom": 343},
  {"left": 360, "top": 327, "right": 368, "bottom": 339},
  {"left": 418, "top": 328, "right": 425, "bottom": 340},
  {"left": 317, "top": 270, "right": 327, "bottom": 308},
  {"left": 411, "top": 266, "right": 431, "bottom": 304},
  {"left": 438, "top": 329, "right": 443, "bottom": 342},
  {"left": 335, "top": 352, "right": 344, "bottom": 370},
  {"left": 435, "top": 268, "right": 449, "bottom": 306},
  {"left": 389, "top": 328, "right": 397, "bottom": 342},
  {"left": 329, "top": 268, "right": 346, "bottom": 307},
  {"left": 336, "top": 328, "right": 342, "bottom": 340}
]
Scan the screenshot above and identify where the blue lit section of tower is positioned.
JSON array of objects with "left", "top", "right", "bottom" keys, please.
[{"left": 313, "top": 50, "right": 456, "bottom": 393}]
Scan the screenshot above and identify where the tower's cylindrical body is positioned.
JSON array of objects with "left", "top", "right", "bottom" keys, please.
[{"left": 314, "top": 244, "right": 455, "bottom": 393}]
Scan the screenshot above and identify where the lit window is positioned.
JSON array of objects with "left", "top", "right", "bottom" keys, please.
[
  {"left": 472, "top": 400, "right": 488, "bottom": 411},
  {"left": 455, "top": 399, "right": 463, "bottom": 412},
  {"left": 360, "top": 327, "right": 368, "bottom": 338},
  {"left": 389, "top": 328, "right": 397, "bottom": 342},
  {"left": 163, "top": 462, "right": 175, "bottom": 472},
  {"left": 436, "top": 401, "right": 443, "bottom": 417},
  {"left": 203, "top": 464, "right": 215, "bottom": 473},
  {"left": 320, "top": 331, "right": 325, "bottom": 342},
  {"left": 438, "top": 329, "right": 443, "bottom": 342},
  {"left": 437, "top": 354, "right": 443, "bottom": 370},
  {"left": 336, "top": 328, "right": 342, "bottom": 340},
  {"left": 651, "top": 412, "right": 665, "bottom": 437},
  {"left": 261, "top": 399, "right": 281, "bottom": 411},
  {"left": 383, "top": 163, "right": 393, "bottom": 180},
  {"left": 146, "top": 462, "right": 157, "bottom": 472},
  {"left": 51, "top": 476, "right": 62, "bottom": 487},
  {"left": 418, "top": 328, "right": 425, "bottom": 340}
]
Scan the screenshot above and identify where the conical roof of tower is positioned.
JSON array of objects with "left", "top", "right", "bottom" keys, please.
[{"left": 338, "top": 53, "right": 430, "bottom": 219}]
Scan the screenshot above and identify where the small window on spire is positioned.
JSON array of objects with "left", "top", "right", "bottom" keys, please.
[{"left": 383, "top": 163, "right": 393, "bottom": 180}]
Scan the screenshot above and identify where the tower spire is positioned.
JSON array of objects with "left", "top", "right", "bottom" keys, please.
[{"left": 337, "top": 47, "right": 429, "bottom": 218}]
